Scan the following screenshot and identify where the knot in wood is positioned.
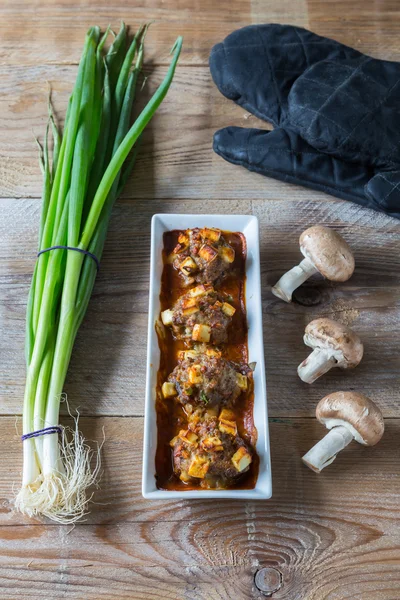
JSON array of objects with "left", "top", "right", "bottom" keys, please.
[{"left": 254, "top": 567, "right": 282, "bottom": 596}]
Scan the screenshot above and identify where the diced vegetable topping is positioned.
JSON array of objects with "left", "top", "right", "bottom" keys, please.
[
  {"left": 221, "top": 302, "right": 236, "bottom": 317},
  {"left": 232, "top": 447, "right": 252, "bottom": 472},
  {"left": 219, "top": 408, "right": 236, "bottom": 422},
  {"left": 192, "top": 323, "right": 211, "bottom": 343},
  {"left": 182, "top": 349, "right": 199, "bottom": 360},
  {"left": 161, "top": 285, "right": 234, "bottom": 344},
  {"left": 182, "top": 305, "right": 200, "bottom": 317},
  {"left": 201, "top": 436, "right": 224, "bottom": 452},
  {"left": 181, "top": 297, "right": 198, "bottom": 309},
  {"left": 200, "top": 227, "right": 221, "bottom": 243},
  {"left": 205, "top": 347, "right": 221, "bottom": 358},
  {"left": 161, "top": 309, "right": 174, "bottom": 326},
  {"left": 219, "top": 246, "right": 235, "bottom": 263},
  {"left": 162, "top": 382, "right": 178, "bottom": 398},
  {"left": 188, "top": 456, "right": 210, "bottom": 478},
  {"left": 180, "top": 256, "right": 198, "bottom": 275},
  {"left": 178, "top": 430, "right": 199, "bottom": 446},
  {"left": 179, "top": 470, "right": 191, "bottom": 483},
  {"left": 218, "top": 408, "right": 237, "bottom": 436},
  {"left": 189, "top": 284, "right": 208, "bottom": 298},
  {"left": 236, "top": 372, "right": 248, "bottom": 391},
  {"left": 199, "top": 244, "right": 218, "bottom": 263},
  {"left": 172, "top": 228, "right": 236, "bottom": 286},
  {"left": 178, "top": 233, "right": 189, "bottom": 246},
  {"left": 219, "top": 421, "right": 237, "bottom": 436},
  {"left": 188, "top": 365, "right": 203, "bottom": 384},
  {"left": 169, "top": 436, "right": 179, "bottom": 447}
]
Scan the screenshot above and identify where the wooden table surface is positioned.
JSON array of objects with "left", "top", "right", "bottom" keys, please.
[{"left": 1, "top": 1, "right": 400, "bottom": 598}]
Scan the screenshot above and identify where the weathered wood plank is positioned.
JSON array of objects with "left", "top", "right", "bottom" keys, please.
[
  {"left": 3, "top": 417, "right": 399, "bottom": 528},
  {"left": 307, "top": 0, "right": 400, "bottom": 60},
  {"left": 1, "top": 416, "right": 399, "bottom": 598},
  {"left": 0, "top": 540, "right": 399, "bottom": 600},
  {"left": 0, "top": 0, "right": 253, "bottom": 67},
  {"left": 0, "top": 57, "right": 397, "bottom": 203},
  {"left": 0, "top": 564, "right": 258, "bottom": 600},
  {"left": 254, "top": 199, "right": 400, "bottom": 420},
  {"left": 1, "top": 1, "right": 400, "bottom": 597},
  {"left": 2, "top": 2, "right": 400, "bottom": 204},
  {"left": 1, "top": 198, "right": 399, "bottom": 417},
  {"left": 1, "top": 0, "right": 399, "bottom": 67},
  {"left": 0, "top": 63, "right": 274, "bottom": 200}
]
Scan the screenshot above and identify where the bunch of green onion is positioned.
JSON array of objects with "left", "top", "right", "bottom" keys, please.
[{"left": 16, "top": 23, "right": 182, "bottom": 523}]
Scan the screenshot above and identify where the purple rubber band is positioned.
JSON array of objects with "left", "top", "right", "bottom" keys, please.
[
  {"left": 21, "top": 426, "right": 62, "bottom": 441},
  {"left": 38, "top": 245, "right": 100, "bottom": 271}
]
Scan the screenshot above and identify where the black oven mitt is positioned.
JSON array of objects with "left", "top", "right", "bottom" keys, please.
[{"left": 209, "top": 24, "right": 400, "bottom": 219}]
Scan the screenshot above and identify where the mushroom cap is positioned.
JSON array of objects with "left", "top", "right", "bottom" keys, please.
[
  {"left": 304, "top": 318, "right": 363, "bottom": 368},
  {"left": 299, "top": 225, "right": 355, "bottom": 281},
  {"left": 316, "top": 391, "right": 384, "bottom": 446}
]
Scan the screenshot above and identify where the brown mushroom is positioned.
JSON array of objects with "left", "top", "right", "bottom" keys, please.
[
  {"left": 298, "top": 318, "right": 364, "bottom": 384},
  {"left": 272, "top": 225, "right": 355, "bottom": 303},
  {"left": 302, "top": 391, "right": 384, "bottom": 473}
]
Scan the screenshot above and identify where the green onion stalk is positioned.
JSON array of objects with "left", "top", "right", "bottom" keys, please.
[{"left": 16, "top": 23, "right": 182, "bottom": 523}]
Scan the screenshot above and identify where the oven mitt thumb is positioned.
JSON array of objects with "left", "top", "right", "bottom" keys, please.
[{"left": 210, "top": 24, "right": 400, "bottom": 219}]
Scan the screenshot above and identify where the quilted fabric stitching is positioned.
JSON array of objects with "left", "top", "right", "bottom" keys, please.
[
  {"left": 294, "top": 28, "right": 310, "bottom": 68},
  {"left": 294, "top": 63, "right": 400, "bottom": 166},
  {"left": 225, "top": 40, "right": 353, "bottom": 50},
  {"left": 318, "top": 59, "right": 390, "bottom": 90},
  {"left": 300, "top": 75, "right": 340, "bottom": 90},
  {"left": 213, "top": 44, "right": 281, "bottom": 125},
  {"left": 336, "top": 72, "right": 400, "bottom": 156},
  {"left": 291, "top": 104, "right": 350, "bottom": 134},
  {"left": 256, "top": 27, "right": 283, "bottom": 123},
  {"left": 291, "top": 111, "right": 399, "bottom": 167},
  {"left": 210, "top": 25, "right": 400, "bottom": 218},
  {"left": 250, "top": 145, "right": 338, "bottom": 157},
  {"left": 316, "top": 59, "right": 355, "bottom": 72},
  {"left": 304, "top": 57, "right": 371, "bottom": 139},
  {"left": 359, "top": 130, "right": 400, "bottom": 166},
  {"left": 212, "top": 44, "right": 245, "bottom": 101},
  {"left": 377, "top": 173, "right": 399, "bottom": 186},
  {"left": 222, "top": 153, "right": 366, "bottom": 201},
  {"left": 379, "top": 175, "right": 400, "bottom": 202},
  {"left": 299, "top": 75, "right": 370, "bottom": 104}
]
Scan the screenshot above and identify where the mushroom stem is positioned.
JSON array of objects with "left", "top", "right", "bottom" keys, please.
[
  {"left": 302, "top": 426, "right": 354, "bottom": 473},
  {"left": 297, "top": 348, "right": 338, "bottom": 384},
  {"left": 272, "top": 257, "right": 318, "bottom": 303}
]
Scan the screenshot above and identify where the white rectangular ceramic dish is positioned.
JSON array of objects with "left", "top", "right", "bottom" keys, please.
[{"left": 142, "top": 214, "right": 272, "bottom": 499}]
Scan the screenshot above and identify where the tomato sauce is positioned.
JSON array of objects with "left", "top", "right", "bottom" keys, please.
[{"left": 155, "top": 229, "right": 259, "bottom": 490}]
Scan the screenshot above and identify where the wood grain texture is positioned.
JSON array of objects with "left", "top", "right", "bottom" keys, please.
[
  {"left": 1, "top": 0, "right": 399, "bottom": 66},
  {"left": 2, "top": 1, "right": 400, "bottom": 201},
  {"left": 1, "top": 197, "right": 398, "bottom": 417},
  {"left": 1, "top": 0, "right": 400, "bottom": 598},
  {"left": 1, "top": 64, "right": 269, "bottom": 200},
  {"left": 1, "top": 416, "right": 400, "bottom": 599}
]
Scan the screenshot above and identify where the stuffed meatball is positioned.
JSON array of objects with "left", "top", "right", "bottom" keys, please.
[
  {"left": 170, "top": 411, "right": 252, "bottom": 488},
  {"left": 172, "top": 227, "right": 235, "bottom": 286},
  {"left": 161, "top": 284, "right": 236, "bottom": 345},
  {"left": 161, "top": 348, "right": 250, "bottom": 409}
]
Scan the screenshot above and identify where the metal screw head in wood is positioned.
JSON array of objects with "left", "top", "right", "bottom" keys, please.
[{"left": 254, "top": 567, "right": 282, "bottom": 596}]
